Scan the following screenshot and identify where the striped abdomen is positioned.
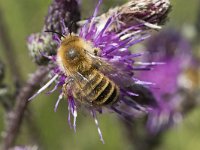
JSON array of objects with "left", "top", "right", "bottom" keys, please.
[{"left": 73, "top": 69, "right": 119, "bottom": 106}]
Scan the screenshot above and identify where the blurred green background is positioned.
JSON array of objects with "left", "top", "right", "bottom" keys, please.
[{"left": 0, "top": 0, "right": 200, "bottom": 149}]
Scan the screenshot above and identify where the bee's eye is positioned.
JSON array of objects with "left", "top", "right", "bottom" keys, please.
[{"left": 67, "top": 48, "right": 78, "bottom": 60}]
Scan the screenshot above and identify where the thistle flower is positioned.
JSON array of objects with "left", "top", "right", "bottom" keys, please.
[
  {"left": 44, "top": 0, "right": 80, "bottom": 33},
  {"left": 27, "top": 33, "right": 58, "bottom": 65},
  {"left": 27, "top": 0, "right": 80, "bottom": 65},
  {"left": 78, "top": 0, "right": 171, "bottom": 32},
  {"left": 29, "top": 0, "right": 171, "bottom": 143},
  {"left": 138, "top": 29, "right": 192, "bottom": 133}
]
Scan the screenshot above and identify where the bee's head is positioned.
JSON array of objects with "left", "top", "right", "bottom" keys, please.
[
  {"left": 66, "top": 48, "right": 79, "bottom": 60},
  {"left": 57, "top": 35, "right": 91, "bottom": 73},
  {"left": 65, "top": 46, "right": 85, "bottom": 63}
]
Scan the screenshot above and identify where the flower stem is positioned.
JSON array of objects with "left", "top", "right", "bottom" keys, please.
[{"left": 2, "top": 67, "right": 48, "bottom": 150}]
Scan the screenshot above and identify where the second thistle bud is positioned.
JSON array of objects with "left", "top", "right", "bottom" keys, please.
[
  {"left": 27, "top": 0, "right": 80, "bottom": 65},
  {"left": 27, "top": 33, "right": 57, "bottom": 65}
]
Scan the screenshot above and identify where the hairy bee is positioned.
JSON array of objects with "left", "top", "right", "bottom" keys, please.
[{"left": 57, "top": 34, "right": 120, "bottom": 107}]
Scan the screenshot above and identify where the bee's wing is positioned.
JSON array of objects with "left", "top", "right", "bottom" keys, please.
[
  {"left": 68, "top": 68, "right": 101, "bottom": 107},
  {"left": 89, "top": 54, "right": 134, "bottom": 88}
]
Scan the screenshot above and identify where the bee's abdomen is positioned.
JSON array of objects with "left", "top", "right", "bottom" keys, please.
[
  {"left": 93, "top": 79, "right": 119, "bottom": 106},
  {"left": 74, "top": 70, "right": 119, "bottom": 106}
]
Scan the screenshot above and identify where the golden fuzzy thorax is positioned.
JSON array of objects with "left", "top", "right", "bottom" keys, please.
[{"left": 57, "top": 34, "right": 94, "bottom": 76}]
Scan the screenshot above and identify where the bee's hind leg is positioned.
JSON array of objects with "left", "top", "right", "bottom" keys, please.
[
  {"left": 53, "top": 79, "right": 73, "bottom": 112},
  {"left": 62, "top": 78, "right": 73, "bottom": 97}
]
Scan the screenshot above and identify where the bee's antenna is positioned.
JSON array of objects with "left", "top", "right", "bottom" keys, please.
[
  {"left": 44, "top": 30, "right": 65, "bottom": 38},
  {"left": 68, "top": 21, "right": 75, "bottom": 35}
]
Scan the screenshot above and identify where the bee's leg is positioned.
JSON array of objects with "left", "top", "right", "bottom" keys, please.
[
  {"left": 54, "top": 78, "right": 73, "bottom": 112},
  {"left": 62, "top": 82, "right": 68, "bottom": 97},
  {"left": 93, "top": 48, "right": 100, "bottom": 56},
  {"left": 62, "top": 78, "right": 73, "bottom": 97},
  {"left": 62, "top": 78, "right": 77, "bottom": 131}
]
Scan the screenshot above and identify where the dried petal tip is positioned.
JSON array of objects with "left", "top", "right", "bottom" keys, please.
[
  {"left": 27, "top": 33, "right": 57, "bottom": 65},
  {"left": 44, "top": 0, "right": 80, "bottom": 33}
]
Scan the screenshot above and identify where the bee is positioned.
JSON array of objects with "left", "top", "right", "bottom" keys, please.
[{"left": 56, "top": 33, "right": 120, "bottom": 107}]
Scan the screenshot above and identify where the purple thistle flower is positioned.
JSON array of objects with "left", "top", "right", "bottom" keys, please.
[
  {"left": 137, "top": 29, "right": 192, "bottom": 133},
  {"left": 29, "top": 0, "right": 169, "bottom": 143}
]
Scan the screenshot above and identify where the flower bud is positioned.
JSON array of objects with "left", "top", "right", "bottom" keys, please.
[
  {"left": 44, "top": 0, "right": 80, "bottom": 33},
  {"left": 27, "top": 0, "right": 80, "bottom": 65},
  {"left": 27, "top": 33, "right": 57, "bottom": 65}
]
